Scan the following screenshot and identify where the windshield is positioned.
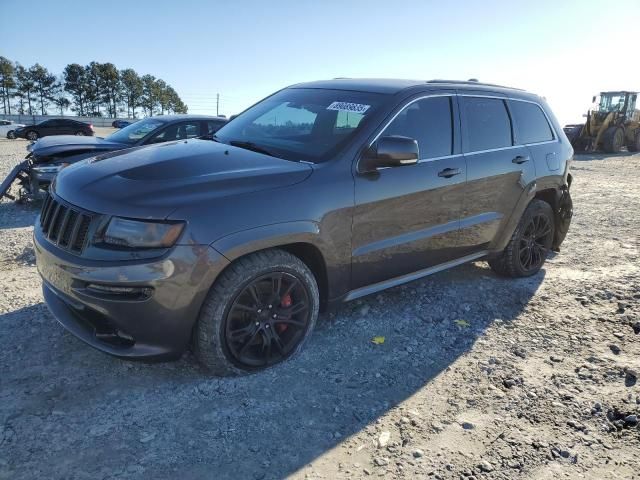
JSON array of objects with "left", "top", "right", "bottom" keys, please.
[
  {"left": 213, "top": 88, "right": 386, "bottom": 162},
  {"left": 598, "top": 93, "right": 627, "bottom": 113},
  {"left": 107, "top": 119, "right": 165, "bottom": 144}
]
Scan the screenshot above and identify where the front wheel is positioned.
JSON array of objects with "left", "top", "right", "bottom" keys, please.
[
  {"left": 6, "top": 130, "right": 16, "bottom": 139},
  {"left": 194, "top": 249, "right": 319, "bottom": 375},
  {"left": 603, "top": 127, "right": 624, "bottom": 153},
  {"left": 26, "top": 130, "right": 38, "bottom": 141},
  {"left": 489, "top": 199, "right": 555, "bottom": 278}
]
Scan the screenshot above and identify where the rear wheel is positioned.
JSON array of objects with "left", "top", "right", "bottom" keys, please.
[
  {"left": 194, "top": 249, "right": 319, "bottom": 375},
  {"left": 26, "top": 130, "right": 38, "bottom": 141},
  {"left": 489, "top": 200, "right": 555, "bottom": 278},
  {"left": 6, "top": 130, "right": 16, "bottom": 139},
  {"left": 75, "top": 131, "right": 85, "bottom": 136},
  {"left": 603, "top": 127, "right": 624, "bottom": 153}
]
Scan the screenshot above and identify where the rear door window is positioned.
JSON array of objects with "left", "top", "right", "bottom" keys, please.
[
  {"left": 508, "top": 100, "right": 554, "bottom": 144},
  {"left": 146, "top": 121, "right": 202, "bottom": 143},
  {"left": 460, "top": 97, "right": 512, "bottom": 152},
  {"left": 381, "top": 96, "right": 453, "bottom": 159}
]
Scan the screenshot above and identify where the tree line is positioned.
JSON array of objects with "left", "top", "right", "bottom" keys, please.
[{"left": 0, "top": 57, "right": 188, "bottom": 118}]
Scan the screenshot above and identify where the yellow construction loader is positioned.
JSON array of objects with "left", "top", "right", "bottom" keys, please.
[{"left": 564, "top": 91, "right": 640, "bottom": 153}]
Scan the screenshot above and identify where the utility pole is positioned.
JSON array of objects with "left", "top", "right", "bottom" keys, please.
[{"left": 216, "top": 93, "right": 219, "bottom": 116}]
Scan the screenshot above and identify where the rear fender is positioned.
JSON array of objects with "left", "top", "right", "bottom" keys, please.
[
  {"left": 488, "top": 181, "right": 537, "bottom": 253},
  {"left": 552, "top": 180, "right": 573, "bottom": 252}
]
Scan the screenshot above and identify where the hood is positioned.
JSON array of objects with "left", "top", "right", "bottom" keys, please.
[
  {"left": 29, "top": 135, "right": 128, "bottom": 160},
  {"left": 54, "top": 139, "right": 313, "bottom": 219}
]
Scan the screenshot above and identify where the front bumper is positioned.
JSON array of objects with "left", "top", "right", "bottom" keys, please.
[{"left": 34, "top": 225, "right": 229, "bottom": 360}]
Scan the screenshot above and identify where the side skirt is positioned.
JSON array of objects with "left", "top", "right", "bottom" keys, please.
[{"left": 343, "top": 251, "right": 488, "bottom": 302}]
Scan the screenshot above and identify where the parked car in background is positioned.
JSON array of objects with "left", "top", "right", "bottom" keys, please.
[
  {"left": 112, "top": 119, "right": 133, "bottom": 128},
  {"left": 0, "top": 114, "right": 228, "bottom": 201},
  {"left": 33, "top": 79, "right": 573, "bottom": 375},
  {"left": 1, "top": 119, "right": 26, "bottom": 139},
  {"left": 12, "top": 119, "right": 94, "bottom": 140}
]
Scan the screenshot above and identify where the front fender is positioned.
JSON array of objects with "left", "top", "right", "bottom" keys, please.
[
  {"left": 210, "top": 220, "right": 351, "bottom": 304},
  {"left": 211, "top": 221, "right": 323, "bottom": 261}
]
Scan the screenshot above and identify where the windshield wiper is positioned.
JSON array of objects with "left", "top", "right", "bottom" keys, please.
[{"left": 229, "top": 140, "right": 279, "bottom": 158}]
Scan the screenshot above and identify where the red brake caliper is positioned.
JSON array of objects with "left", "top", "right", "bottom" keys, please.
[{"left": 277, "top": 294, "right": 292, "bottom": 333}]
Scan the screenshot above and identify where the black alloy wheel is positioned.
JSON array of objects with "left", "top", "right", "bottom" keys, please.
[
  {"left": 518, "top": 213, "right": 553, "bottom": 273},
  {"left": 488, "top": 199, "right": 555, "bottom": 278},
  {"left": 224, "top": 272, "right": 312, "bottom": 368}
]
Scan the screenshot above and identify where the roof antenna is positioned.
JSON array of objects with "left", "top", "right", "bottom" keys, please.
[{"left": 468, "top": 78, "right": 479, "bottom": 82}]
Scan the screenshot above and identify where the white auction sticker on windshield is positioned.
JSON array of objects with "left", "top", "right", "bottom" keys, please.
[{"left": 326, "top": 102, "right": 370, "bottom": 114}]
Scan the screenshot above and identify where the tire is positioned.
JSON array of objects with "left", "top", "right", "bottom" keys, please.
[
  {"left": 6, "top": 130, "right": 16, "bottom": 139},
  {"left": 489, "top": 199, "right": 555, "bottom": 278},
  {"left": 194, "top": 249, "right": 319, "bottom": 376},
  {"left": 602, "top": 127, "right": 624, "bottom": 153},
  {"left": 75, "top": 131, "right": 85, "bottom": 136},
  {"left": 26, "top": 130, "right": 38, "bottom": 141},
  {"left": 627, "top": 130, "right": 640, "bottom": 152}
]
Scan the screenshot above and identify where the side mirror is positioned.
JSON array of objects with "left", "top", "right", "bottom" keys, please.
[
  {"left": 592, "top": 95, "right": 597, "bottom": 103},
  {"left": 359, "top": 136, "right": 419, "bottom": 173}
]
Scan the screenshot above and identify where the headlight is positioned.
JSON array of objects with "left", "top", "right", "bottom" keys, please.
[
  {"left": 103, "top": 217, "right": 185, "bottom": 248},
  {"left": 31, "top": 163, "right": 68, "bottom": 174}
]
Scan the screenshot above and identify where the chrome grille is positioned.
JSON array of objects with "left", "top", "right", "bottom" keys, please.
[{"left": 40, "top": 194, "right": 92, "bottom": 254}]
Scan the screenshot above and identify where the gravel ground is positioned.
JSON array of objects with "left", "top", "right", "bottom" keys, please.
[{"left": 0, "top": 137, "right": 638, "bottom": 480}]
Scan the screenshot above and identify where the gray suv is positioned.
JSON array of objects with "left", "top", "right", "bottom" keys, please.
[{"left": 34, "top": 79, "right": 573, "bottom": 375}]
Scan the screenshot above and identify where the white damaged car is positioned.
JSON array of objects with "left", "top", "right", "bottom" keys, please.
[{"left": 0, "top": 119, "right": 26, "bottom": 139}]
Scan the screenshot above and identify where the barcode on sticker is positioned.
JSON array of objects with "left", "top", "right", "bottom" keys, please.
[{"left": 326, "top": 102, "right": 370, "bottom": 114}]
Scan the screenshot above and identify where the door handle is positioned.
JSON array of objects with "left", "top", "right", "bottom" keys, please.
[
  {"left": 438, "top": 167, "right": 462, "bottom": 178},
  {"left": 512, "top": 155, "right": 530, "bottom": 164}
]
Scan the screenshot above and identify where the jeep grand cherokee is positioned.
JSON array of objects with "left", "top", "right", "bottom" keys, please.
[{"left": 34, "top": 79, "right": 573, "bottom": 375}]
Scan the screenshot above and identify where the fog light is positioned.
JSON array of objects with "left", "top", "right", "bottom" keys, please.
[{"left": 86, "top": 283, "right": 153, "bottom": 298}]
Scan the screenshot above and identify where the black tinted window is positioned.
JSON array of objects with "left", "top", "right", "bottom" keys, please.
[
  {"left": 383, "top": 96, "right": 453, "bottom": 159},
  {"left": 509, "top": 100, "right": 553, "bottom": 144},
  {"left": 147, "top": 121, "right": 202, "bottom": 144},
  {"left": 207, "top": 120, "right": 225, "bottom": 134},
  {"left": 461, "top": 97, "right": 512, "bottom": 151}
]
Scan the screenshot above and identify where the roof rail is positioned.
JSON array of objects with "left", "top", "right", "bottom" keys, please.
[{"left": 425, "top": 79, "right": 524, "bottom": 90}]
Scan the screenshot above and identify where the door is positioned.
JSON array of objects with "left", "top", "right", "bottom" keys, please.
[
  {"left": 38, "top": 120, "right": 56, "bottom": 137},
  {"left": 65, "top": 121, "right": 81, "bottom": 134},
  {"left": 351, "top": 94, "right": 466, "bottom": 289},
  {"left": 457, "top": 94, "right": 536, "bottom": 254},
  {"left": 508, "top": 98, "right": 559, "bottom": 173}
]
